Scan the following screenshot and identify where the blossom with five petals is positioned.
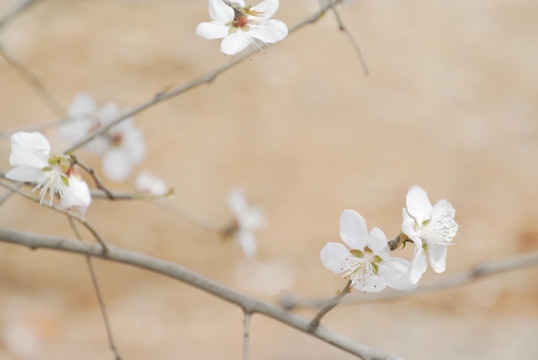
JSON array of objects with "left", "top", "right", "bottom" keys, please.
[
  {"left": 401, "top": 185, "right": 458, "bottom": 284},
  {"left": 225, "top": 188, "right": 265, "bottom": 258},
  {"left": 196, "top": 0, "right": 288, "bottom": 55},
  {"left": 321, "top": 209, "right": 415, "bottom": 293}
]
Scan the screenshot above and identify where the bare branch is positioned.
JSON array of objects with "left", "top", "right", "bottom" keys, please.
[
  {"left": 243, "top": 311, "right": 251, "bottom": 360},
  {"left": 0, "top": 178, "right": 108, "bottom": 252},
  {"left": 0, "top": 41, "right": 65, "bottom": 116},
  {"left": 0, "top": 0, "right": 47, "bottom": 30},
  {"left": 0, "top": 227, "right": 401, "bottom": 360},
  {"left": 63, "top": 0, "right": 346, "bottom": 154},
  {"left": 329, "top": 3, "right": 369, "bottom": 75},
  {"left": 309, "top": 279, "right": 352, "bottom": 331},
  {"left": 67, "top": 217, "right": 121, "bottom": 360},
  {"left": 280, "top": 252, "right": 538, "bottom": 310}
]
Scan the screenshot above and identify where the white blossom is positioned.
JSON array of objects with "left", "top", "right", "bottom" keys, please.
[
  {"left": 60, "top": 174, "right": 92, "bottom": 215},
  {"left": 196, "top": 0, "right": 288, "bottom": 55},
  {"left": 401, "top": 185, "right": 458, "bottom": 284},
  {"left": 5, "top": 132, "right": 68, "bottom": 205},
  {"left": 321, "top": 209, "right": 415, "bottom": 293},
  {"left": 226, "top": 188, "right": 265, "bottom": 258},
  {"left": 135, "top": 171, "right": 169, "bottom": 196}
]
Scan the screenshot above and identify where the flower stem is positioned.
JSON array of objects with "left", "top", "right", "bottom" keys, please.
[{"left": 308, "top": 279, "right": 352, "bottom": 332}]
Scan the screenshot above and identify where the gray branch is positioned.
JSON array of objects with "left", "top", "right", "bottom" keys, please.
[{"left": 0, "top": 226, "right": 400, "bottom": 360}]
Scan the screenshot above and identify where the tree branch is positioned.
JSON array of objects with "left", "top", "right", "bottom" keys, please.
[
  {"left": 280, "top": 252, "right": 538, "bottom": 310},
  {"left": 0, "top": 226, "right": 400, "bottom": 360},
  {"left": 62, "top": 0, "right": 346, "bottom": 154},
  {"left": 0, "top": 0, "right": 47, "bottom": 30}
]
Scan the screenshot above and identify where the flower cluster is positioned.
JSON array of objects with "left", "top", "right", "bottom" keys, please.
[
  {"left": 5, "top": 132, "right": 92, "bottom": 215},
  {"left": 58, "top": 92, "right": 146, "bottom": 181},
  {"left": 196, "top": 0, "right": 288, "bottom": 55},
  {"left": 321, "top": 186, "right": 458, "bottom": 292}
]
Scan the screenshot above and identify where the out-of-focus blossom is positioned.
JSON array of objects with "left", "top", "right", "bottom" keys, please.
[
  {"left": 60, "top": 174, "right": 92, "bottom": 215},
  {"left": 135, "top": 171, "right": 169, "bottom": 196},
  {"left": 196, "top": 0, "right": 288, "bottom": 55},
  {"left": 225, "top": 188, "right": 265, "bottom": 258}
]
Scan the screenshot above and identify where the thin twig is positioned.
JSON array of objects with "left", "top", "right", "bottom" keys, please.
[
  {"left": 0, "top": 41, "right": 65, "bottom": 116},
  {"left": 0, "top": 226, "right": 401, "bottom": 360},
  {"left": 308, "top": 279, "right": 352, "bottom": 331},
  {"left": 279, "top": 252, "right": 538, "bottom": 310},
  {"left": 329, "top": 3, "right": 369, "bottom": 75},
  {"left": 63, "top": 0, "right": 345, "bottom": 154},
  {"left": 0, "top": 178, "right": 108, "bottom": 252},
  {"left": 70, "top": 156, "right": 115, "bottom": 200},
  {"left": 243, "top": 311, "right": 251, "bottom": 360},
  {"left": 0, "top": 0, "right": 47, "bottom": 30},
  {"left": 67, "top": 217, "right": 121, "bottom": 360}
]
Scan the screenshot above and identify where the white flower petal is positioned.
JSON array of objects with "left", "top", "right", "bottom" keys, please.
[
  {"left": 250, "top": 0, "right": 279, "bottom": 20},
  {"left": 431, "top": 199, "right": 456, "bottom": 222},
  {"left": 220, "top": 30, "right": 253, "bottom": 55},
  {"left": 241, "top": 206, "right": 265, "bottom": 230},
  {"left": 339, "top": 209, "right": 368, "bottom": 250},
  {"left": 102, "top": 148, "right": 132, "bottom": 181},
  {"left": 208, "top": 0, "right": 235, "bottom": 22},
  {"left": 237, "top": 230, "right": 257, "bottom": 258},
  {"left": 366, "top": 227, "right": 390, "bottom": 260},
  {"left": 406, "top": 185, "right": 432, "bottom": 225},
  {"left": 428, "top": 243, "right": 448, "bottom": 273},
  {"left": 379, "top": 257, "right": 417, "bottom": 291},
  {"left": 250, "top": 19, "right": 288, "bottom": 44},
  {"left": 68, "top": 92, "right": 96, "bottom": 117},
  {"left": 9, "top": 132, "right": 50, "bottom": 169},
  {"left": 60, "top": 176, "right": 92, "bottom": 215},
  {"left": 227, "top": 188, "right": 249, "bottom": 216},
  {"left": 409, "top": 246, "right": 427, "bottom": 284},
  {"left": 136, "top": 172, "right": 168, "bottom": 196},
  {"left": 196, "top": 21, "right": 230, "bottom": 40},
  {"left": 5, "top": 167, "right": 43, "bottom": 183},
  {"left": 401, "top": 208, "right": 422, "bottom": 247},
  {"left": 320, "top": 242, "right": 352, "bottom": 274},
  {"left": 121, "top": 126, "right": 146, "bottom": 164}
]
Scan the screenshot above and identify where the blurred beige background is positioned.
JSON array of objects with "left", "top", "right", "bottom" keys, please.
[{"left": 0, "top": 0, "right": 537, "bottom": 359}]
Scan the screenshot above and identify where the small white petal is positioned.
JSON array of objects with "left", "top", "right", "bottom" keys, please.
[
  {"left": 355, "top": 271, "right": 386, "bottom": 293},
  {"left": 339, "top": 209, "right": 368, "bottom": 250},
  {"left": 366, "top": 227, "right": 390, "bottom": 260},
  {"left": 250, "top": 0, "right": 279, "bottom": 20},
  {"left": 196, "top": 22, "right": 230, "bottom": 40},
  {"left": 431, "top": 199, "right": 456, "bottom": 222},
  {"left": 5, "top": 167, "right": 43, "bottom": 183},
  {"left": 428, "top": 243, "right": 448, "bottom": 273},
  {"left": 227, "top": 188, "right": 249, "bottom": 216},
  {"left": 406, "top": 185, "right": 432, "bottom": 225},
  {"left": 208, "top": 0, "right": 235, "bottom": 23},
  {"left": 121, "top": 125, "right": 146, "bottom": 164},
  {"left": 220, "top": 30, "right": 253, "bottom": 55},
  {"left": 61, "top": 176, "right": 92, "bottom": 215},
  {"left": 68, "top": 92, "right": 97, "bottom": 117},
  {"left": 9, "top": 132, "right": 50, "bottom": 169},
  {"left": 409, "top": 246, "right": 427, "bottom": 284},
  {"left": 136, "top": 172, "right": 168, "bottom": 196},
  {"left": 250, "top": 19, "right": 288, "bottom": 44},
  {"left": 237, "top": 230, "right": 257, "bottom": 258},
  {"left": 320, "top": 242, "right": 352, "bottom": 274},
  {"left": 102, "top": 148, "right": 132, "bottom": 181},
  {"left": 401, "top": 208, "right": 422, "bottom": 247},
  {"left": 379, "top": 257, "right": 417, "bottom": 292}
]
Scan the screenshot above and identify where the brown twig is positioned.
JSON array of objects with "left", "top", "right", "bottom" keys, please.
[{"left": 309, "top": 279, "right": 352, "bottom": 331}]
